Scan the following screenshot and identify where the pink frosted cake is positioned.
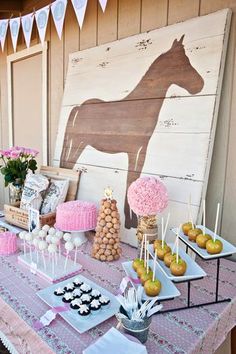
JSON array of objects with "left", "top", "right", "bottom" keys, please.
[
  {"left": 0, "top": 232, "right": 17, "bottom": 255},
  {"left": 56, "top": 200, "right": 97, "bottom": 231}
]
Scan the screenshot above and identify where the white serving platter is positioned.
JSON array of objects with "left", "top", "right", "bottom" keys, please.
[
  {"left": 37, "top": 275, "right": 119, "bottom": 334},
  {"left": 172, "top": 225, "right": 236, "bottom": 260},
  {"left": 148, "top": 243, "right": 206, "bottom": 282},
  {"left": 122, "top": 260, "right": 180, "bottom": 301}
]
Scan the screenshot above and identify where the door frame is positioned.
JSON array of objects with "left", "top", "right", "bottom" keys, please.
[{"left": 7, "top": 42, "right": 48, "bottom": 165}]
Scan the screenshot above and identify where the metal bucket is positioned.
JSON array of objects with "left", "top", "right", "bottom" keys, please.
[{"left": 116, "top": 307, "right": 152, "bottom": 343}]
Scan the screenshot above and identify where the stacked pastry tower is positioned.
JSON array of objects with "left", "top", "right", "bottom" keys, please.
[{"left": 92, "top": 188, "right": 121, "bottom": 262}]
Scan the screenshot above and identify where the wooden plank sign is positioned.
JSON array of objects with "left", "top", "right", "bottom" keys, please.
[{"left": 54, "top": 9, "right": 231, "bottom": 246}]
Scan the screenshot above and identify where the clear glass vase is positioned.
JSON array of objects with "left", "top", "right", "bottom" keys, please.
[
  {"left": 9, "top": 179, "right": 23, "bottom": 205},
  {"left": 136, "top": 215, "right": 158, "bottom": 256}
]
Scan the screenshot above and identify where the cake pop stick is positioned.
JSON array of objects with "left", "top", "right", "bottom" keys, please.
[
  {"left": 214, "top": 203, "right": 220, "bottom": 242},
  {"left": 48, "top": 244, "right": 57, "bottom": 276},
  {"left": 19, "top": 231, "right": 27, "bottom": 255},
  {"left": 51, "top": 236, "right": 59, "bottom": 265},
  {"left": 55, "top": 231, "right": 63, "bottom": 257},
  {"left": 73, "top": 237, "right": 81, "bottom": 265},
  {"left": 203, "top": 199, "right": 206, "bottom": 235},
  {"left": 140, "top": 235, "right": 144, "bottom": 261},
  {"left": 64, "top": 241, "right": 74, "bottom": 271},
  {"left": 38, "top": 240, "right": 47, "bottom": 270},
  {"left": 152, "top": 249, "right": 157, "bottom": 282},
  {"left": 25, "top": 233, "right": 33, "bottom": 262},
  {"left": 163, "top": 213, "right": 170, "bottom": 243},
  {"left": 33, "top": 238, "right": 39, "bottom": 264}
]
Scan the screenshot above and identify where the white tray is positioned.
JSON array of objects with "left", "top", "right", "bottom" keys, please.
[
  {"left": 148, "top": 243, "right": 206, "bottom": 282},
  {"left": 122, "top": 260, "right": 180, "bottom": 301},
  {"left": 172, "top": 225, "right": 236, "bottom": 259},
  {"left": 37, "top": 275, "right": 119, "bottom": 333}
]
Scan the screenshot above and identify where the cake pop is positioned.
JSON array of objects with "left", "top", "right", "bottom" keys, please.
[
  {"left": 38, "top": 230, "right": 46, "bottom": 239},
  {"left": 42, "top": 224, "right": 50, "bottom": 232},
  {"left": 56, "top": 230, "right": 63, "bottom": 238},
  {"left": 49, "top": 227, "right": 56, "bottom": 236},
  {"left": 63, "top": 233, "right": 71, "bottom": 242},
  {"left": 46, "top": 234, "right": 52, "bottom": 243},
  {"left": 32, "top": 228, "right": 40, "bottom": 236}
]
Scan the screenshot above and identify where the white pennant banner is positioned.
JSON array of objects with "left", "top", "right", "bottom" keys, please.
[
  {"left": 35, "top": 5, "right": 50, "bottom": 45},
  {"left": 71, "top": 0, "right": 88, "bottom": 28},
  {"left": 10, "top": 17, "right": 20, "bottom": 52},
  {"left": 21, "top": 14, "right": 34, "bottom": 48},
  {"left": 99, "top": 0, "right": 108, "bottom": 12},
  {"left": 51, "top": 0, "right": 68, "bottom": 40},
  {"left": 0, "top": 20, "right": 8, "bottom": 51}
]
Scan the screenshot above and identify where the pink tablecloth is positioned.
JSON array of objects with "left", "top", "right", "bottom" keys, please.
[{"left": 0, "top": 238, "right": 235, "bottom": 354}]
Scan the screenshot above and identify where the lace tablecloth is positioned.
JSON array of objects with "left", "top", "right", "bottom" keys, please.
[{"left": 0, "top": 238, "right": 235, "bottom": 354}]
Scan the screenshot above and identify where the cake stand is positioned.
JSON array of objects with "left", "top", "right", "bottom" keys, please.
[{"left": 55, "top": 225, "right": 95, "bottom": 245}]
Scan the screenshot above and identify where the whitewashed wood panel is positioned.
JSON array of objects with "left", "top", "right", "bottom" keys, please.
[{"left": 54, "top": 9, "right": 231, "bottom": 245}]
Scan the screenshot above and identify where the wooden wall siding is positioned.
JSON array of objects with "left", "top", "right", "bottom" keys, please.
[{"left": 0, "top": 0, "right": 235, "bottom": 248}]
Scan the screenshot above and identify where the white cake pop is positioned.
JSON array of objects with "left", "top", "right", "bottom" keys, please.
[
  {"left": 32, "top": 228, "right": 40, "bottom": 236},
  {"left": 42, "top": 224, "right": 50, "bottom": 232},
  {"left": 46, "top": 235, "right": 52, "bottom": 243},
  {"left": 39, "top": 230, "right": 46, "bottom": 238},
  {"left": 63, "top": 233, "right": 71, "bottom": 242},
  {"left": 73, "top": 237, "right": 82, "bottom": 247},
  {"left": 38, "top": 240, "right": 47, "bottom": 251},
  {"left": 55, "top": 230, "right": 63, "bottom": 239},
  {"left": 33, "top": 238, "right": 39, "bottom": 247},
  {"left": 19, "top": 231, "right": 27, "bottom": 240},
  {"left": 51, "top": 236, "right": 59, "bottom": 245},
  {"left": 49, "top": 227, "right": 56, "bottom": 235},
  {"left": 48, "top": 244, "right": 57, "bottom": 253},
  {"left": 25, "top": 233, "right": 33, "bottom": 242},
  {"left": 65, "top": 241, "right": 74, "bottom": 252}
]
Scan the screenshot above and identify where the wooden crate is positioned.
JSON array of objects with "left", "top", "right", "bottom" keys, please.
[{"left": 4, "top": 166, "right": 81, "bottom": 230}]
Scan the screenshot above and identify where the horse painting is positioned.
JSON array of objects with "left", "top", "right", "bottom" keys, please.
[{"left": 60, "top": 35, "right": 204, "bottom": 229}]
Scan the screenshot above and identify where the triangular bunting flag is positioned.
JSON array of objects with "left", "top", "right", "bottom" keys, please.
[
  {"left": 0, "top": 19, "right": 8, "bottom": 51},
  {"left": 21, "top": 13, "right": 34, "bottom": 48},
  {"left": 71, "top": 0, "right": 88, "bottom": 28},
  {"left": 51, "top": 0, "right": 68, "bottom": 40},
  {"left": 35, "top": 5, "right": 50, "bottom": 45},
  {"left": 99, "top": 0, "right": 107, "bottom": 12},
  {"left": 10, "top": 17, "right": 20, "bottom": 52}
]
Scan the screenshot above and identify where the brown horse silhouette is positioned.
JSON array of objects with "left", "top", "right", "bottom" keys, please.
[{"left": 60, "top": 35, "right": 204, "bottom": 229}]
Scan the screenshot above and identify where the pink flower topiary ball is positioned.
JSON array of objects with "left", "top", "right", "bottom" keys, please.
[{"left": 127, "top": 176, "right": 168, "bottom": 216}]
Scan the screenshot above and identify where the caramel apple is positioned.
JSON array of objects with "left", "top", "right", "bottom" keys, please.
[
  {"left": 196, "top": 233, "right": 212, "bottom": 249},
  {"left": 164, "top": 252, "right": 178, "bottom": 268},
  {"left": 188, "top": 228, "right": 202, "bottom": 242},
  {"left": 156, "top": 244, "right": 171, "bottom": 260},
  {"left": 182, "top": 222, "right": 194, "bottom": 236},
  {"left": 132, "top": 258, "right": 144, "bottom": 271},
  {"left": 137, "top": 265, "right": 151, "bottom": 278},
  {"left": 144, "top": 279, "right": 162, "bottom": 297},
  {"left": 153, "top": 239, "right": 162, "bottom": 251},
  {"left": 170, "top": 259, "right": 187, "bottom": 276},
  {"left": 140, "top": 270, "right": 153, "bottom": 285},
  {"left": 206, "top": 239, "right": 223, "bottom": 254}
]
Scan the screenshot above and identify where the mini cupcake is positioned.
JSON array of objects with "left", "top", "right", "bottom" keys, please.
[
  {"left": 99, "top": 295, "right": 110, "bottom": 307},
  {"left": 54, "top": 287, "right": 65, "bottom": 296},
  {"left": 73, "top": 277, "right": 83, "bottom": 288},
  {"left": 62, "top": 293, "right": 74, "bottom": 303},
  {"left": 78, "top": 304, "right": 90, "bottom": 318},
  {"left": 80, "top": 283, "right": 92, "bottom": 294},
  {"left": 64, "top": 282, "right": 75, "bottom": 292},
  {"left": 80, "top": 294, "right": 91, "bottom": 305},
  {"left": 91, "top": 289, "right": 101, "bottom": 300},
  {"left": 90, "top": 299, "right": 101, "bottom": 314},
  {"left": 73, "top": 288, "right": 82, "bottom": 299},
  {"left": 70, "top": 298, "right": 82, "bottom": 310}
]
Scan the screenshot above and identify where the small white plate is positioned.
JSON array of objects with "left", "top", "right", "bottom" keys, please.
[
  {"left": 122, "top": 260, "right": 180, "bottom": 301},
  {"left": 172, "top": 225, "right": 236, "bottom": 260},
  {"left": 37, "top": 275, "right": 119, "bottom": 333},
  {"left": 148, "top": 243, "right": 206, "bottom": 282}
]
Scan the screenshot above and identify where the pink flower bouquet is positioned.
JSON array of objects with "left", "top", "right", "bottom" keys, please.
[
  {"left": 0, "top": 146, "right": 39, "bottom": 187},
  {"left": 127, "top": 176, "right": 168, "bottom": 216}
]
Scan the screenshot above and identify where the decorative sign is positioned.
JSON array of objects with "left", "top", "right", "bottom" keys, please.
[
  {"left": 35, "top": 5, "right": 50, "bottom": 45},
  {"left": 21, "top": 14, "right": 34, "bottom": 48},
  {"left": 99, "top": 0, "right": 108, "bottom": 12},
  {"left": 51, "top": 0, "right": 68, "bottom": 40},
  {"left": 0, "top": 19, "right": 8, "bottom": 51},
  {"left": 71, "top": 0, "right": 88, "bottom": 28},
  {"left": 28, "top": 207, "right": 40, "bottom": 232},
  {"left": 10, "top": 17, "right": 20, "bottom": 52},
  {"left": 54, "top": 10, "right": 231, "bottom": 246}
]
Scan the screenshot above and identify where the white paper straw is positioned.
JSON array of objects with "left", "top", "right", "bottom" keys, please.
[
  {"left": 146, "top": 241, "right": 149, "bottom": 274},
  {"left": 140, "top": 235, "right": 144, "bottom": 260},
  {"left": 203, "top": 199, "right": 206, "bottom": 235},
  {"left": 172, "top": 237, "right": 178, "bottom": 255},
  {"left": 214, "top": 203, "right": 220, "bottom": 242},
  {"left": 152, "top": 249, "right": 157, "bottom": 281},
  {"left": 161, "top": 217, "right": 164, "bottom": 248}
]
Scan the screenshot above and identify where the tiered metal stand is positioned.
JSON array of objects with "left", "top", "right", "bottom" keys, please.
[{"left": 158, "top": 241, "right": 231, "bottom": 314}]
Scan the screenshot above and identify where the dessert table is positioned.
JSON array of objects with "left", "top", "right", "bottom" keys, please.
[{"left": 0, "top": 235, "right": 235, "bottom": 354}]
